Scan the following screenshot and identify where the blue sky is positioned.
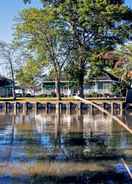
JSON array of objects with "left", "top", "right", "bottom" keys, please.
[
  {"left": 0, "top": 0, "right": 41, "bottom": 42},
  {"left": 0, "top": 0, "right": 131, "bottom": 43}
]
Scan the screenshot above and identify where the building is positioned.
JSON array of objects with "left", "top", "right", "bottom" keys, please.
[
  {"left": 0, "top": 76, "right": 13, "bottom": 97},
  {"left": 42, "top": 81, "right": 76, "bottom": 97},
  {"left": 41, "top": 79, "right": 114, "bottom": 97},
  {"left": 84, "top": 80, "right": 113, "bottom": 96}
]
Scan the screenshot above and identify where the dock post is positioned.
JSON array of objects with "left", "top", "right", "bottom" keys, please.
[
  {"left": 46, "top": 103, "right": 54, "bottom": 113},
  {"left": 90, "top": 104, "right": 93, "bottom": 115},
  {"left": 46, "top": 103, "right": 50, "bottom": 113},
  {"left": 119, "top": 102, "right": 123, "bottom": 116},
  {"left": 79, "top": 102, "right": 83, "bottom": 114},
  {"left": 35, "top": 102, "right": 39, "bottom": 114},
  {"left": 56, "top": 103, "right": 61, "bottom": 114},
  {"left": 5, "top": 102, "right": 9, "bottom": 113},
  {"left": 23, "top": 102, "right": 28, "bottom": 114},
  {"left": 66, "top": 102, "right": 72, "bottom": 114},
  {"left": 13, "top": 102, "right": 17, "bottom": 114},
  {"left": 0, "top": 103, "right": 3, "bottom": 112},
  {"left": 111, "top": 102, "right": 114, "bottom": 115}
]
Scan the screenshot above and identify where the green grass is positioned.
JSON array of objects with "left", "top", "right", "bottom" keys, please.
[
  {"left": 0, "top": 96, "right": 125, "bottom": 102},
  {"left": 0, "top": 96, "right": 76, "bottom": 102}
]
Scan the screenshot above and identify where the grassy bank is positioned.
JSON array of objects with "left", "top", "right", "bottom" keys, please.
[
  {"left": 0, "top": 97, "right": 76, "bottom": 102},
  {"left": 0, "top": 96, "right": 125, "bottom": 102}
]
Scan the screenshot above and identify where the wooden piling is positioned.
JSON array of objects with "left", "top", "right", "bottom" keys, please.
[{"left": 66, "top": 103, "right": 72, "bottom": 114}]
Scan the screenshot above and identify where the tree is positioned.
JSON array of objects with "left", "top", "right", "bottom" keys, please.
[
  {"left": 16, "top": 58, "right": 45, "bottom": 92},
  {"left": 15, "top": 8, "right": 71, "bottom": 100},
  {"left": 20, "top": 0, "right": 132, "bottom": 98},
  {"left": 86, "top": 44, "right": 132, "bottom": 96},
  {"left": 0, "top": 41, "right": 31, "bottom": 99},
  {"left": 60, "top": 0, "right": 132, "bottom": 96},
  {"left": 0, "top": 42, "right": 16, "bottom": 99},
  {"left": 115, "top": 44, "right": 132, "bottom": 83},
  {"left": 22, "top": 0, "right": 126, "bottom": 6},
  {"left": 100, "top": 45, "right": 132, "bottom": 83},
  {"left": 0, "top": 42, "right": 20, "bottom": 99}
]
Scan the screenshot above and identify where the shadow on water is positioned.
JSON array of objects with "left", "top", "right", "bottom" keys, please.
[
  {"left": 0, "top": 108, "right": 131, "bottom": 183},
  {"left": 30, "top": 171, "right": 131, "bottom": 184}
]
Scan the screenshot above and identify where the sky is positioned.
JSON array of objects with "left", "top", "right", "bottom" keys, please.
[
  {"left": 0, "top": 0, "right": 42, "bottom": 76},
  {"left": 0, "top": 0, "right": 42, "bottom": 42},
  {"left": 0, "top": 0, "right": 131, "bottom": 43},
  {"left": 0, "top": 0, "right": 131, "bottom": 76}
]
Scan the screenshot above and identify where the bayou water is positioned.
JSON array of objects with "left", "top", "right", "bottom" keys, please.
[{"left": 0, "top": 108, "right": 131, "bottom": 184}]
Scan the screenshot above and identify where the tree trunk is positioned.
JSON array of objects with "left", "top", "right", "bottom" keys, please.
[
  {"left": 78, "top": 58, "right": 85, "bottom": 98},
  {"left": 9, "top": 58, "right": 16, "bottom": 100},
  {"left": 56, "top": 72, "right": 61, "bottom": 100},
  {"left": 12, "top": 81, "right": 16, "bottom": 100},
  {"left": 78, "top": 71, "right": 85, "bottom": 98}
]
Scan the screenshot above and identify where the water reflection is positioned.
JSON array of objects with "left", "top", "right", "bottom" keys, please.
[{"left": 0, "top": 109, "right": 131, "bottom": 183}]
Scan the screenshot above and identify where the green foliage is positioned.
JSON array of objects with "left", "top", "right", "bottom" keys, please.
[
  {"left": 114, "top": 44, "right": 132, "bottom": 81},
  {"left": 22, "top": 0, "right": 125, "bottom": 6},
  {"left": 15, "top": 7, "right": 71, "bottom": 72},
  {"left": 15, "top": 6, "right": 72, "bottom": 99},
  {"left": 16, "top": 58, "right": 44, "bottom": 88},
  {"left": 57, "top": 0, "right": 132, "bottom": 88},
  {"left": 18, "top": 0, "right": 132, "bottom": 96},
  {"left": 112, "top": 81, "right": 127, "bottom": 96}
]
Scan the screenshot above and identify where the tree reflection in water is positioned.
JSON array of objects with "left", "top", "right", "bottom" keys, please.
[{"left": 0, "top": 108, "right": 131, "bottom": 183}]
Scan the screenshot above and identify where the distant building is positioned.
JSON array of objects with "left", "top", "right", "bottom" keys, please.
[
  {"left": 41, "top": 79, "right": 115, "bottom": 97},
  {"left": 0, "top": 76, "right": 13, "bottom": 97},
  {"left": 84, "top": 80, "right": 113, "bottom": 96},
  {"left": 42, "top": 81, "right": 76, "bottom": 96}
]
